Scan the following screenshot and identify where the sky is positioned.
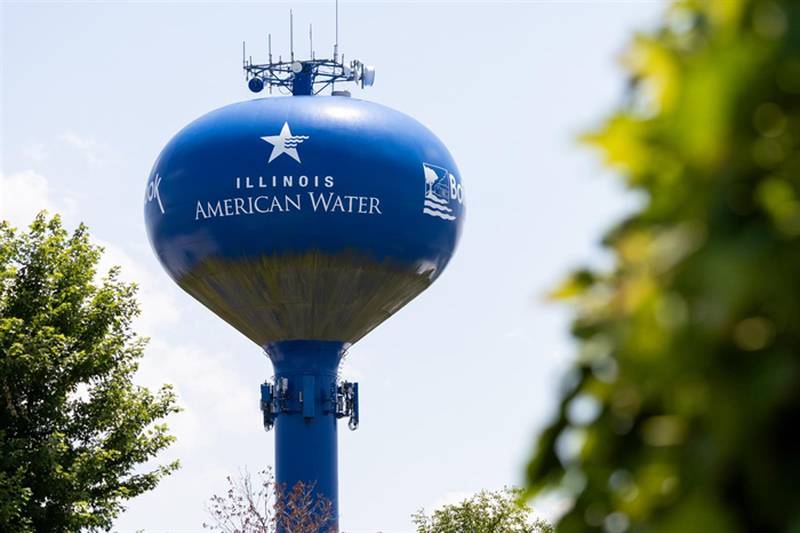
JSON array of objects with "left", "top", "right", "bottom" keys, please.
[{"left": 1, "top": 1, "right": 664, "bottom": 531}]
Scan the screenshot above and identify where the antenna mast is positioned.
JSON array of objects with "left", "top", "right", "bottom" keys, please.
[
  {"left": 334, "top": 0, "right": 339, "bottom": 62},
  {"left": 242, "top": 2, "right": 375, "bottom": 96}
]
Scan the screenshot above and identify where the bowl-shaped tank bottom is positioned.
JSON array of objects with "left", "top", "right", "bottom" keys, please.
[{"left": 175, "top": 250, "right": 434, "bottom": 347}]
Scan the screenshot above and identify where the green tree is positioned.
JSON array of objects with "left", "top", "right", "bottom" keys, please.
[
  {"left": 412, "top": 487, "right": 553, "bottom": 533},
  {"left": 0, "top": 213, "right": 180, "bottom": 531},
  {"left": 526, "top": 1, "right": 800, "bottom": 532}
]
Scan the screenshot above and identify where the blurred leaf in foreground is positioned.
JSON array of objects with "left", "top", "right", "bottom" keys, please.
[{"left": 526, "top": 1, "right": 800, "bottom": 532}]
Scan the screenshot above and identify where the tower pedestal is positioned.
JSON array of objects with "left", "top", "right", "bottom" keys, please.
[{"left": 262, "top": 340, "right": 358, "bottom": 529}]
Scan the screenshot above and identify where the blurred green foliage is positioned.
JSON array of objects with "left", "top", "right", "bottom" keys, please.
[
  {"left": 0, "top": 214, "right": 180, "bottom": 531},
  {"left": 525, "top": 1, "right": 800, "bottom": 532}
]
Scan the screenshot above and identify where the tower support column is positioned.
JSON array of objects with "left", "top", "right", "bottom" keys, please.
[{"left": 262, "top": 340, "right": 358, "bottom": 529}]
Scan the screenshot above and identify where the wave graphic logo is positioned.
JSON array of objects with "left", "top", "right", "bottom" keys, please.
[
  {"left": 261, "top": 122, "right": 310, "bottom": 164},
  {"left": 422, "top": 163, "right": 462, "bottom": 221}
]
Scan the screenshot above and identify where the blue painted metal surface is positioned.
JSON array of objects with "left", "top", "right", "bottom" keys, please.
[
  {"left": 144, "top": 95, "right": 464, "bottom": 527},
  {"left": 144, "top": 95, "right": 464, "bottom": 347},
  {"left": 145, "top": 96, "right": 463, "bottom": 278},
  {"left": 268, "top": 340, "right": 344, "bottom": 520}
]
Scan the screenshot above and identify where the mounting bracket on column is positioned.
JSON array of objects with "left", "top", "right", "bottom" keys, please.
[
  {"left": 259, "top": 377, "right": 359, "bottom": 431},
  {"left": 260, "top": 378, "right": 290, "bottom": 431},
  {"left": 334, "top": 381, "right": 359, "bottom": 431}
]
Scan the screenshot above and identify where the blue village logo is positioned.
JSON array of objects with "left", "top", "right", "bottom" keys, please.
[
  {"left": 422, "top": 163, "right": 462, "bottom": 221},
  {"left": 261, "top": 122, "right": 310, "bottom": 164}
]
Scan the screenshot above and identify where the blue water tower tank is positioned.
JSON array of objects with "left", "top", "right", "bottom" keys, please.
[{"left": 144, "top": 44, "right": 464, "bottom": 528}]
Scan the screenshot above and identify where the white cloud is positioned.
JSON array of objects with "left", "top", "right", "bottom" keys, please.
[
  {"left": 136, "top": 338, "right": 255, "bottom": 447},
  {"left": 0, "top": 169, "right": 76, "bottom": 227},
  {"left": 60, "top": 130, "right": 107, "bottom": 166},
  {"left": 95, "top": 239, "right": 180, "bottom": 337}
]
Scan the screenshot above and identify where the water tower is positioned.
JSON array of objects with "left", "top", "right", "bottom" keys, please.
[{"left": 144, "top": 7, "right": 464, "bottom": 528}]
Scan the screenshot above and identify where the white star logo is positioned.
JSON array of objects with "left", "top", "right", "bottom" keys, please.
[{"left": 260, "top": 122, "right": 309, "bottom": 164}]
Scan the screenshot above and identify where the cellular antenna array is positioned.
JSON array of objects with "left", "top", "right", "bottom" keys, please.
[{"left": 242, "top": 1, "right": 375, "bottom": 96}]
